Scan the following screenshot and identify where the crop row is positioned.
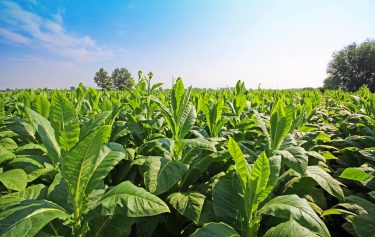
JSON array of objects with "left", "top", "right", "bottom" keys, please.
[{"left": 0, "top": 80, "right": 374, "bottom": 236}]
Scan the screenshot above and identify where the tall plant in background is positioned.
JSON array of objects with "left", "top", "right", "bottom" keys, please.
[{"left": 150, "top": 78, "right": 196, "bottom": 142}]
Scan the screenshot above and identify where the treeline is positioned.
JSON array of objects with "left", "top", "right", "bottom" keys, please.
[
  {"left": 93, "top": 67, "right": 135, "bottom": 90},
  {"left": 324, "top": 39, "right": 375, "bottom": 92}
]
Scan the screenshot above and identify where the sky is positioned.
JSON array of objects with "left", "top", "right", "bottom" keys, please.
[{"left": 0, "top": 0, "right": 374, "bottom": 89}]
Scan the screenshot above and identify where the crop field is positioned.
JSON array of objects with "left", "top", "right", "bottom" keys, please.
[{"left": 0, "top": 79, "right": 374, "bottom": 237}]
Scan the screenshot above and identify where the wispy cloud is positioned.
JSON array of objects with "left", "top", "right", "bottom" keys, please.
[
  {"left": 0, "top": 1, "right": 113, "bottom": 62},
  {"left": 9, "top": 55, "right": 76, "bottom": 69},
  {"left": 0, "top": 27, "right": 31, "bottom": 44}
]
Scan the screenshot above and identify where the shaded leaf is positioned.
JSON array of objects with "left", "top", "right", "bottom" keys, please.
[
  {"left": 306, "top": 166, "right": 344, "bottom": 201},
  {"left": 0, "top": 184, "right": 47, "bottom": 210},
  {"left": 168, "top": 191, "right": 206, "bottom": 224},
  {"left": 143, "top": 156, "right": 188, "bottom": 195},
  {"left": 259, "top": 194, "right": 330, "bottom": 237},
  {"left": 0, "top": 169, "right": 27, "bottom": 191},
  {"left": 94, "top": 181, "right": 169, "bottom": 217},
  {"left": 190, "top": 222, "right": 240, "bottom": 237},
  {"left": 0, "top": 200, "right": 68, "bottom": 237},
  {"left": 28, "top": 109, "right": 61, "bottom": 165}
]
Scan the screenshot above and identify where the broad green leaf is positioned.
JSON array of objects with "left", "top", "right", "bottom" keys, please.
[
  {"left": 33, "top": 95, "right": 50, "bottom": 119},
  {"left": 264, "top": 219, "right": 317, "bottom": 237},
  {"left": 203, "top": 99, "right": 225, "bottom": 137},
  {"left": 47, "top": 173, "right": 72, "bottom": 212},
  {"left": 322, "top": 151, "right": 338, "bottom": 160},
  {"left": 283, "top": 176, "right": 317, "bottom": 197},
  {"left": 0, "top": 184, "right": 47, "bottom": 210},
  {"left": 7, "top": 119, "right": 36, "bottom": 142},
  {"left": 190, "top": 222, "right": 240, "bottom": 237},
  {"left": 168, "top": 191, "right": 206, "bottom": 224},
  {"left": 275, "top": 146, "right": 308, "bottom": 174},
  {"left": 178, "top": 103, "right": 196, "bottom": 139},
  {"left": 215, "top": 119, "right": 228, "bottom": 137},
  {"left": 228, "top": 137, "right": 249, "bottom": 188},
  {"left": 259, "top": 194, "right": 330, "bottom": 237},
  {"left": 250, "top": 152, "right": 270, "bottom": 208},
  {"left": 27, "top": 168, "right": 56, "bottom": 182},
  {"left": 94, "top": 181, "right": 169, "bottom": 217},
  {"left": 253, "top": 110, "right": 270, "bottom": 144},
  {"left": 213, "top": 171, "right": 243, "bottom": 231},
  {"left": 215, "top": 98, "right": 224, "bottom": 124},
  {"left": 346, "top": 196, "right": 375, "bottom": 214},
  {"left": 0, "top": 200, "right": 68, "bottom": 237},
  {"left": 136, "top": 216, "right": 163, "bottom": 237},
  {"left": 0, "top": 169, "right": 27, "bottom": 191},
  {"left": 0, "top": 149, "right": 15, "bottom": 164},
  {"left": 321, "top": 208, "right": 345, "bottom": 217},
  {"left": 80, "top": 111, "right": 111, "bottom": 139},
  {"left": 88, "top": 215, "right": 135, "bottom": 237},
  {"left": 151, "top": 82, "right": 163, "bottom": 91},
  {"left": 138, "top": 138, "right": 174, "bottom": 157},
  {"left": 9, "top": 155, "right": 47, "bottom": 172},
  {"left": 359, "top": 150, "right": 375, "bottom": 162},
  {"left": 340, "top": 167, "right": 374, "bottom": 182},
  {"left": 143, "top": 156, "right": 188, "bottom": 195},
  {"left": 28, "top": 109, "right": 61, "bottom": 165},
  {"left": 352, "top": 213, "right": 375, "bottom": 237},
  {"left": 50, "top": 93, "right": 80, "bottom": 152},
  {"left": 85, "top": 142, "right": 126, "bottom": 195},
  {"left": 62, "top": 125, "right": 111, "bottom": 212},
  {"left": 0, "top": 97, "right": 4, "bottom": 116},
  {"left": 180, "top": 153, "right": 214, "bottom": 188},
  {"left": 315, "top": 132, "right": 331, "bottom": 142},
  {"left": 183, "top": 138, "right": 217, "bottom": 153},
  {"left": 270, "top": 100, "right": 293, "bottom": 150},
  {"left": 306, "top": 166, "right": 344, "bottom": 201},
  {"left": 15, "top": 144, "right": 46, "bottom": 155},
  {"left": 255, "top": 155, "right": 281, "bottom": 206},
  {"left": 0, "top": 138, "right": 18, "bottom": 150},
  {"left": 171, "top": 78, "right": 185, "bottom": 117},
  {"left": 233, "top": 94, "right": 246, "bottom": 117},
  {"left": 197, "top": 199, "right": 216, "bottom": 225},
  {"left": 149, "top": 96, "right": 176, "bottom": 138}
]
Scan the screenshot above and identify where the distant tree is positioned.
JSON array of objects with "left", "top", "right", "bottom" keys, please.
[
  {"left": 112, "top": 68, "right": 134, "bottom": 90},
  {"left": 323, "top": 75, "right": 341, "bottom": 90},
  {"left": 326, "top": 39, "right": 375, "bottom": 92},
  {"left": 93, "top": 68, "right": 112, "bottom": 90}
]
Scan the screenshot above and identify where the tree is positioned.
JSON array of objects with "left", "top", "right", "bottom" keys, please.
[
  {"left": 112, "top": 68, "right": 134, "bottom": 90},
  {"left": 93, "top": 68, "right": 112, "bottom": 90},
  {"left": 325, "top": 39, "right": 375, "bottom": 92},
  {"left": 323, "top": 75, "right": 341, "bottom": 90}
]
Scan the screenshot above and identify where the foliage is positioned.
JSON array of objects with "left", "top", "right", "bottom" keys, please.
[
  {"left": 0, "top": 79, "right": 374, "bottom": 237},
  {"left": 323, "top": 75, "right": 341, "bottom": 90},
  {"left": 94, "top": 67, "right": 135, "bottom": 90},
  {"left": 93, "top": 68, "right": 112, "bottom": 90},
  {"left": 326, "top": 39, "right": 375, "bottom": 92},
  {"left": 112, "top": 68, "right": 134, "bottom": 90}
]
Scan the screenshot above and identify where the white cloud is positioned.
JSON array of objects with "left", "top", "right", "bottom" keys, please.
[
  {"left": 0, "top": 27, "right": 31, "bottom": 44},
  {"left": 10, "top": 55, "right": 76, "bottom": 69},
  {"left": 0, "top": 1, "right": 113, "bottom": 62}
]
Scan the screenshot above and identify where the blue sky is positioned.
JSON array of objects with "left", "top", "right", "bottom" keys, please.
[{"left": 0, "top": 0, "right": 374, "bottom": 89}]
